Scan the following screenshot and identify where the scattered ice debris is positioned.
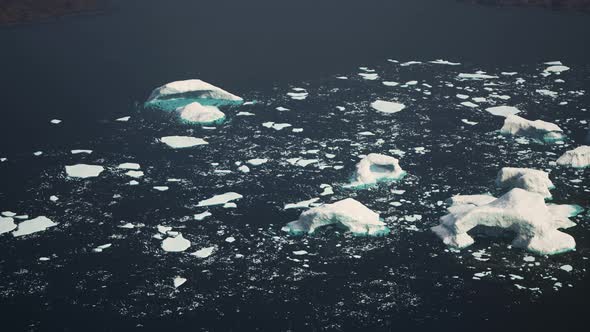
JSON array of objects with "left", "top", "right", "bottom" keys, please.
[
  {"left": 65, "top": 164, "right": 104, "bottom": 178},
  {"left": 457, "top": 73, "right": 498, "bottom": 80},
  {"left": 71, "top": 149, "right": 92, "bottom": 154},
  {"left": 161, "top": 234, "right": 191, "bottom": 252},
  {"left": 496, "top": 167, "right": 554, "bottom": 199},
  {"left": 536, "top": 89, "right": 558, "bottom": 98},
  {"left": 153, "top": 186, "right": 169, "bottom": 191},
  {"left": 348, "top": 153, "right": 405, "bottom": 188},
  {"left": 262, "top": 122, "right": 291, "bottom": 130},
  {"left": 371, "top": 100, "right": 406, "bottom": 114},
  {"left": 247, "top": 158, "right": 268, "bottom": 166},
  {"left": 50, "top": 119, "right": 62, "bottom": 124},
  {"left": 177, "top": 102, "right": 225, "bottom": 125},
  {"left": 0, "top": 217, "right": 17, "bottom": 235},
  {"left": 431, "top": 188, "right": 576, "bottom": 255},
  {"left": 115, "top": 116, "right": 130, "bottom": 122},
  {"left": 283, "top": 198, "right": 390, "bottom": 236},
  {"left": 173, "top": 277, "right": 187, "bottom": 288},
  {"left": 500, "top": 115, "right": 564, "bottom": 143},
  {"left": 194, "top": 211, "right": 212, "bottom": 221},
  {"left": 145, "top": 79, "right": 242, "bottom": 111},
  {"left": 559, "top": 265, "right": 573, "bottom": 272},
  {"left": 485, "top": 105, "right": 521, "bottom": 117},
  {"left": 191, "top": 246, "right": 215, "bottom": 258},
  {"left": 160, "top": 136, "right": 208, "bottom": 148},
  {"left": 429, "top": 59, "right": 461, "bottom": 66},
  {"left": 461, "top": 119, "right": 478, "bottom": 126},
  {"left": 0, "top": 157, "right": 6, "bottom": 162},
  {"left": 118, "top": 162, "right": 140, "bottom": 170},
  {"left": 12, "top": 216, "right": 58, "bottom": 237},
  {"left": 197, "top": 192, "right": 243, "bottom": 207},
  {"left": 556, "top": 146, "right": 590, "bottom": 168},
  {"left": 93, "top": 243, "right": 112, "bottom": 253},
  {"left": 284, "top": 197, "right": 320, "bottom": 210}
]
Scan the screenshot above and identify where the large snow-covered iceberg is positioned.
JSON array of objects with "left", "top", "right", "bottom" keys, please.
[
  {"left": 347, "top": 153, "right": 406, "bottom": 188},
  {"left": 177, "top": 102, "right": 226, "bottom": 125},
  {"left": 145, "top": 79, "right": 243, "bottom": 111},
  {"left": 556, "top": 146, "right": 590, "bottom": 168},
  {"left": 431, "top": 189, "right": 576, "bottom": 255},
  {"left": 500, "top": 115, "right": 565, "bottom": 143},
  {"left": 496, "top": 167, "right": 554, "bottom": 199},
  {"left": 282, "top": 198, "right": 390, "bottom": 236}
]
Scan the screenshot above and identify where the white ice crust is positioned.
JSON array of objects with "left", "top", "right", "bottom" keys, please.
[
  {"left": 283, "top": 198, "right": 389, "bottom": 236},
  {"left": 431, "top": 189, "right": 576, "bottom": 255},
  {"left": 557, "top": 146, "right": 590, "bottom": 168}
]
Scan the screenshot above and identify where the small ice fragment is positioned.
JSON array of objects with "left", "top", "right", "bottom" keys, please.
[
  {"left": 0, "top": 217, "right": 17, "bottom": 235},
  {"left": 160, "top": 136, "right": 208, "bottom": 148},
  {"left": 560, "top": 265, "right": 573, "bottom": 272},
  {"left": 485, "top": 106, "right": 521, "bottom": 117},
  {"left": 191, "top": 246, "right": 215, "bottom": 258},
  {"left": 461, "top": 119, "right": 478, "bottom": 126},
  {"left": 93, "top": 243, "right": 112, "bottom": 253},
  {"left": 71, "top": 149, "right": 93, "bottom": 154},
  {"left": 247, "top": 158, "right": 268, "bottom": 166},
  {"left": 371, "top": 100, "right": 406, "bottom": 114},
  {"left": 50, "top": 119, "right": 62, "bottom": 124},
  {"left": 293, "top": 250, "right": 308, "bottom": 256},
  {"left": 225, "top": 236, "right": 236, "bottom": 243},
  {"left": 116, "top": 116, "right": 131, "bottom": 122},
  {"left": 161, "top": 234, "right": 191, "bottom": 252},
  {"left": 461, "top": 101, "right": 479, "bottom": 108},
  {"left": 173, "top": 277, "right": 187, "bottom": 288},
  {"left": 238, "top": 165, "right": 250, "bottom": 173},
  {"left": 194, "top": 211, "right": 212, "bottom": 221},
  {"left": 49, "top": 195, "right": 59, "bottom": 202},
  {"left": 457, "top": 73, "right": 498, "bottom": 80},
  {"left": 382, "top": 81, "right": 399, "bottom": 87},
  {"left": 284, "top": 198, "right": 320, "bottom": 210},
  {"left": 33, "top": 151, "right": 43, "bottom": 156},
  {"left": 126, "top": 170, "right": 144, "bottom": 178},
  {"left": 118, "top": 162, "right": 141, "bottom": 170},
  {"left": 153, "top": 186, "right": 169, "bottom": 191},
  {"left": 197, "top": 192, "right": 243, "bottom": 207},
  {"left": 65, "top": 164, "right": 104, "bottom": 178}
]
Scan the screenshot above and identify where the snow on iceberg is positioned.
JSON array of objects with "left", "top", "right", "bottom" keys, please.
[
  {"left": 65, "top": 164, "right": 104, "bottom": 178},
  {"left": 282, "top": 198, "right": 390, "bottom": 236},
  {"left": 500, "top": 115, "right": 564, "bottom": 143},
  {"left": 197, "top": 192, "right": 243, "bottom": 207},
  {"left": 177, "top": 102, "right": 226, "bottom": 125},
  {"left": 431, "top": 189, "right": 576, "bottom": 255},
  {"left": 347, "top": 153, "right": 406, "bottom": 188},
  {"left": 556, "top": 146, "right": 590, "bottom": 168},
  {"left": 145, "top": 79, "right": 243, "bottom": 111},
  {"left": 12, "top": 216, "right": 58, "bottom": 237},
  {"left": 496, "top": 167, "right": 554, "bottom": 199},
  {"left": 160, "top": 136, "right": 208, "bottom": 148},
  {"left": 371, "top": 100, "right": 406, "bottom": 114},
  {"left": 485, "top": 105, "right": 521, "bottom": 117}
]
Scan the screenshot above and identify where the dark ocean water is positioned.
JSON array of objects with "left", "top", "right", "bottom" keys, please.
[{"left": 0, "top": 1, "right": 589, "bottom": 331}]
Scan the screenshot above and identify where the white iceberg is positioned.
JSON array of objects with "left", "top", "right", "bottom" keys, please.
[
  {"left": 161, "top": 233, "right": 191, "bottom": 252},
  {"left": 194, "top": 211, "right": 212, "bottom": 221},
  {"left": 12, "top": 216, "right": 58, "bottom": 237},
  {"left": 282, "top": 198, "right": 390, "bottom": 236},
  {"left": 160, "top": 136, "right": 208, "bottom": 148},
  {"left": 457, "top": 73, "right": 498, "bottom": 80},
  {"left": 173, "top": 276, "right": 187, "bottom": 288},
  {"left": 65, "top": 164, "right": 104, "bottom": 178},
  {"left": 197, "top": 192, "right": 243, "bottom": 207},
  {"left": 556, "top": 146, "right": 590, "bottom": 168},
  {"left": 544, "top": 65, "right": 570, "bottom": 74},
  {"left": 177, "top": 102, "right": 225, "bottom": 125},
  {"left": 191, "top": 246, "right": 215, "bottom": 258},
  {"left": 371, "top": 100, "right": 406, "bottom": 114},
  {"left": 0, "top": 217, "right": 17, "bottom": 235},
  {"left": 485, "top": 105, "right": 521, "bottom": 117},
  {"left": 118, "top": 162, "right": 140, "bottom": 170},
  {"left": 429, "top": 59, "right": 461, "bottom": 66},
  {"left": 496, "top": 167, "right": 555, "bottom": 199},
  {"left": 146, "top": 79, "right": 243, "bottom": 111},
  {"left": 500, "top": 115, "right": 564, "bottom": 143},
  {"left": 348, "top": 153, "right": 405, "bottom": 188},
  {"left": 247, "top": 158, "right": 268, "bottom": 166},
  {"left": 431, "top": 189, "right": 576, "bottom": 255},
  {"left": 262, "top": 122, "right": 291, "bottom": 130}
]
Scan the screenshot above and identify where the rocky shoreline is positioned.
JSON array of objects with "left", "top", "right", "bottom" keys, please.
[{"left": 0, "top": 0, "right": 107, "bottom": 25}]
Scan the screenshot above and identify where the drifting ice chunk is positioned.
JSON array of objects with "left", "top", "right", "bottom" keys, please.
[
  {"left": 348, "top": 153, "right": 405, "bottom": 187},
  {"left": 485, "top": 106, "right": 521, "bottom": 117},
  {"left": 65, "top": 164, "right": 104, "bottom": 178},
  {"left": 283, "top": 198, "right": 390, "bottom": 236},
  {"left": 543, "top": 65, "right": 570, "bottom": 74},
  {"left": 496, "top": 167, "right": 554, "bottom": 199},
  {"left": 536, "top": 89, "right": 558, "bottom": 98},
  {"left": 161, "top": 234, "right": 191, "bottom": 252},
  {"left": 118, "top": 162, "right": 140, "bottom": 170},
  {"left": 458, "top": 73, "right": 498, "bottom": 80},
  {"left": 126, "top": 171, "right": 144, "bottom": 178},
  {"left": 429, "top": 59, "right": 461, "bottom": 66},
  {"left": 0, "top": 217, "right": 17, "bottom": 235},
  {"left": 194, "top": 211, "right": 212, "bottom": 221},
  {"left": 116, "top": 116, "right": 130, "bottom": 122},
  {"left": 146, "top": 79, "right": 243, "bottom": 111},
  {"left": 71, "top": 149, "right": 93, "bottom": 154},
  {"left": 262, "top": 122, "right": 291, "bottom": 130},
  {"left": 173, "top": 276, "right": 187, "bottom": 288},
  {"left": 284, "top": 198, "right": 320, "bottom": 210},
  {"left": 197, "top": 192, "right": 243, "bottom": 207},
  {"left": 160, "top": 136, "right": 208, "bottom": 148},
  {"left": 12, "top": 216, "right": 58, "bottom": 237},
  {"left": 191, "top": 246, "right": 215, "bottom": 258},
  {"left": 371, "top": 100, "right": 406, "bottom": 114},
  {"left": 177, "top": 102, "right": 225, "bottom": 125},
  {"left": 382, "top": 81, "right": 399, "bottom": 87},
  {"left": 500, "top": 115, "right": 564, "bottom": 143},
  {"left": 431, "top": 189, "right": 576, "bottom": 255},
  {"left": 556, "top": 146, "right": 590, "bottom": 168},
  {"left": 358, "top": 73, "right": 379, "bottom": 80},
  {"left": 247, "top": 158, "right": 268, "bottom": 166}
]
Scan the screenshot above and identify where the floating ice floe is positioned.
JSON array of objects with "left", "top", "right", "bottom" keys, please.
[
  {"left": 173, "top": 276, "right": 187, "bottom": 288},
  {"left": 283, "top": 198, "right": 390, "bottom": 236},
  {"left": 118, "top": 162, "right": 140, "bottom": 170},
  {"left": 485, "top": 105, "right": 521, "bottom": 117},
  {"left": 153, "top": 186, "right": 169, "bottom": 191},
  {"left": 160, "top": 136, "right": 208, "bottom": 148},
  {"left": 49, "top": 195, "right": 59, "bottom": 202},
  {"left": 126, "top": 171, "right": 144, "bottom": 178},
  {"left": 400, "top": 61, "right": 422, "bottom": 66},
  {"left": 287, "top": 88, "right": 308, "bottom": 100},
  {"left": 429, "top": 59, "right": 461, "bottom": 66},
  {"left": 93, "top": 243, "right": 112, "bottom": 253},
  {"left": 348, "top": 153, "right": 405, "bottom": 188},
  {"left": 496, "top": 167, "right": 554, "bottom": 199},
  {"left": 247, "top": 158, "right": 268, "bottom": 166},
  {"left": 286, "top": 158, "right": 318, "bottom": 167},
  {"left": 371, "top": 100, "right": 406, "bottom": 114},
  {"left": 71, "top": 149, "right": 93, "bottom": 154},
  {"left": 197, "top": 192, "right": 243, "bottom": 207},
  {"left": 461, "top": 119, "right": 478, "bottom": 126},
  {"left": 358, "top": 73, "right": 379, "bottom": 80},
  {"left": 543, "top": 65, "right": 570, "bottom": 74},
  {"left": 536, "top": 89, "right": 558, "bottom": 98},
  {"left": 382, "top": 81, "right": 399, "bottom": 87},
  {"left": 191, "top": 246, "right": 215, "bottom": 258},
  {"left": 115, "top": 116, "right": 130, "bottom": 122},
  {"left": 236, "top": 111, "right": 255, "bottom": 116},
  {"left": 145, "top": 79, "right": 243, "bottom": 111},
  {"left": 262, "top": 122, "right": 291, "bottom": 130},
  {"left": 50, "top": 119, "right": 62, "bottom": 124},
  {"left": 12, "top": 216, "right": 58, "bottom": 237},
  {"left": 457, "top": 73, "right": 498, "bottom": 80},
  {"left": 0, "top": 217, "right": 17, "bottom": 235},
  {"left": 500, "top": 115, "right": 564, "bottom": 143},
  {"left": 65, "top": 164, "right": 104, "bottom": 178},
  {"left": 284, "top": 197, "right": 320, "bottom": 210},
  {"left": 161, "top": 234, "right": 191, "bottom": 252},
  {"left": 556, "top": 146, "right": 590, "bottom": 168},
  {"left": 177, "top": 102, "right": 225, "bottom": 125},
  {"left": 432, "top": 188, "right": 577, "bottom": 255},
  {"left": 194, "top": 211, "right": 212, "bottom": 221},
  {"left": 461, "top": 101, "right": 478, "bottom": 108}
]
